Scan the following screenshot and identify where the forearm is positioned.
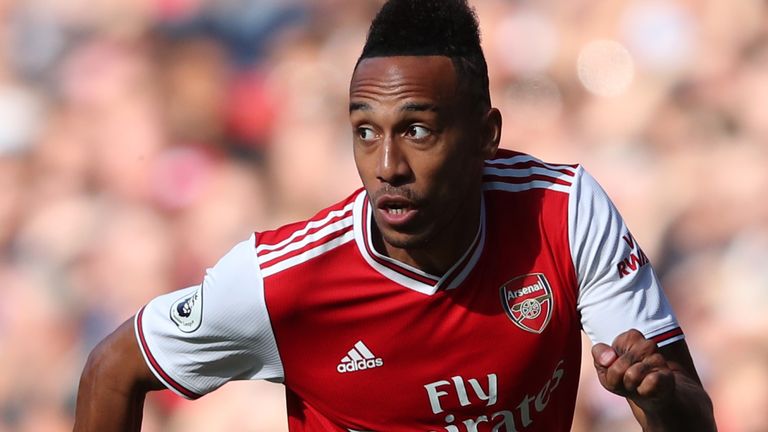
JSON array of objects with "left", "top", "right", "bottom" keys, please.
[
  {"left": 73, "top": 367, "right": 147, "bottom": 432},
  {"left": 629, "top": 372, "right": 716, "bottom": 432}
]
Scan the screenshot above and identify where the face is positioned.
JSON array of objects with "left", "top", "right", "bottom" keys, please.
[{"left": 350, "top": 56, "right": 500, "bottom": 253}]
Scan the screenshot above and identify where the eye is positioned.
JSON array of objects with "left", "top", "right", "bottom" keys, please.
[
  {"left": 405, "top": 125, "right": 431, "bottom": 140},
  {"left": 357, "top": 127, "right": 377, "bottom": 141}
]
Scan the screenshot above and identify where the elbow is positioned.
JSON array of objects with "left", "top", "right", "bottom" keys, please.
[
  {"left": 79, "top": 336, "right": 128, "bottom": 394},
  {"left": 79, "top": 320, "right": 156, "bottom": 395}
]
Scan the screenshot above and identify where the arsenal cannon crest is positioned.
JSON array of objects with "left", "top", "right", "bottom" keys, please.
[{"left": 499, "top": 273, "right": 553, "bottom": 334}]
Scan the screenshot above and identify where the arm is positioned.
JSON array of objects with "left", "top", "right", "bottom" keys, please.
[
  {"left": 74, "top": 236, "right": 284, "bottom": 431},
  {"left": 592, "top": 329, "right": 716, "bottom": 432},
  {"left": 74, "top": 318, "right": 164, "bottom": 432}
]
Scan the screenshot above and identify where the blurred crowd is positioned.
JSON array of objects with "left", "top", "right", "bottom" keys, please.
[{"left": 0, "top": 0, "right": 766, "bottom": 431}]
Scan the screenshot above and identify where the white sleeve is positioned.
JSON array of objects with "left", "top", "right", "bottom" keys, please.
[
  {"left": 134, "top": 234, "right": 284, "bottom": 399},
  {"left": 570, "top": 167, "right": 683, "bottom": 348}
]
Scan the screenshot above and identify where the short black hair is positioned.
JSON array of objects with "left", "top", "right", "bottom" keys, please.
[{"left": 357, "top": 0, "right": 491, "bottom": 111}]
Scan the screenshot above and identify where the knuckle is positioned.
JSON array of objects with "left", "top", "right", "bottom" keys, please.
[
  {"left": 640, "top": 338, "right": 657, "bottom": 353},
  {"left": 623, "top": 374, "right": 638, "bottom": 392},
  {"left": 612, "top": 355, "right": 627, "bottom": 369},
  {"left": 605, "top": 367, "right": 624, "bottom": 390},
  {"left": 624, "top": 364, "right": 645, "bottom": 383},
  {"left": 618, "top": 352, "right": 637, "bottom": 369},
  {"left": 614, "top": 330, "right": 632, "bottom": 346},
  {"left": 646, "top": 353, "right": 666, "bottom": 366},
  {"left": 644, "top": 371, "right": 661, "bottom": 388}
]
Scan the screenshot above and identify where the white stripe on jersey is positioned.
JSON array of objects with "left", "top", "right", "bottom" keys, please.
[
  {"left": 256, "top": 202, "right": 355, "bottom": 254},
  {"left": 445, "top": 208, "right": 487, "bottom": 291},
  {"left": 353, "top": 191, "right": 487, "bottom": 295},
  {"left": 486, "top": 154, "right": 576, "bottom": 171},
  {"left": 483, "top": 165, "right": 575, "bottom": 183},
  {"left": 483, "top": 180, "right": 571, "bottom": 194},
  {"left": 257, "top": 216, "right": 354, "bottom": 265},
  {"left": 260, "top": 229, "right": 355, "bottom": 278}
]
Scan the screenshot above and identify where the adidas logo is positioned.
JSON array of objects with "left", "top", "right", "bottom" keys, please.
[{"left": 336, "top": 340, "right": 384, "bottom": 373}]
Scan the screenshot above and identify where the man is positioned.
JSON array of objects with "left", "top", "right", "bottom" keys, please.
[{"left": 74, "top": 0, "right": 716, "bottom": 430}]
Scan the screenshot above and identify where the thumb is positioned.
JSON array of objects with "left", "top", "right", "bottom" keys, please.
[{"left": 591, "top": 343, "right": 618, "bottom": 375}]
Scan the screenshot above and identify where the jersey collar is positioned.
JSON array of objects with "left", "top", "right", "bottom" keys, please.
[{"left": 353, "top": 190, "right": 486, "bottom": 295}]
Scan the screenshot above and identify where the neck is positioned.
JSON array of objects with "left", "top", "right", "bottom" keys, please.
[{"left": 372, "top": 193, "right": 482, "bottom": 276}]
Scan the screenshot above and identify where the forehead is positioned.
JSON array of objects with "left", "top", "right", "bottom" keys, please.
[{"left": 350, "top": 56, "right": 459, "bottom": 107}]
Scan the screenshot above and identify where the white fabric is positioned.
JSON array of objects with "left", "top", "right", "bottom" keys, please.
[
  {"left": 136, "top": 235, "right": 284, "bottom": 397},
  {"left": 569, "top": 167, "right": 681, "bottom": 347},
  {"left": 136, "top": 163, "right": 683, "bottom": 400}
]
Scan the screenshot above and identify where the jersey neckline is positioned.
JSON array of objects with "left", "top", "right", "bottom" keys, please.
[{"left": 353, "top": 190, "right": 486, "bottom": 295}]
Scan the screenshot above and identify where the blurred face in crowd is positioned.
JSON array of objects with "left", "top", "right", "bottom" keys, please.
[{"left": 350, "top": 55, "right": 500, "bottom": 267}]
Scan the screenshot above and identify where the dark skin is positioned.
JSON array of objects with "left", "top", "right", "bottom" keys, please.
[
  {"left": 350, "top": 56, "right": 500, "bottom": 275},
  {"left": 74, "top": 319, "right": 163, "bottom": 431},
  {"left": 593, "top": 330, "right": 716, "bottom": 431},
  {"left": 73, "top": 55, "right": 715, "bottom": 431}
]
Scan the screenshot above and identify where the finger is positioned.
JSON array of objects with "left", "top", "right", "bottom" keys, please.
[
  {"left": 592, "top": 343, "right": 620, "bottom": 393},
  {"left": 619, "top": 347, "right": 668, "bottom": 394},
  {"left": 623, "top": 361, "right": 651, "bottom": 393},
  {"left": 604, "top": 350, "right": 639, "bottom": 394},
  {"left": 640, "top": 352, "right": 668, "bottom": 369},
  {"left": 635, "top": 369, "right": 675, "bottom": 399},
  {"left": 592, "top": 343, "right": 618, "bottom": 368},
  {"left": 612, "top": 329, "right": 655, "bottom": 357}
]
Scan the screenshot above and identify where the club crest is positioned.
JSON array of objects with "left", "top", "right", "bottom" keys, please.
[
  {"left": 170, "top": 285, "right": 203, "bottom": 333},
  {"left": 500, "top": 273, "right": 553, "bottom": 334}
]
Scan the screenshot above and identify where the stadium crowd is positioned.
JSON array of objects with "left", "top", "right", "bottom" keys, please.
[{"left": 0, "top": 0, "right": 766, "bottom": 430}]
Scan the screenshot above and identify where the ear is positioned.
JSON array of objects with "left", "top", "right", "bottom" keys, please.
[{"left": 479, "top": 107, "right": 502, "bottom": 160}]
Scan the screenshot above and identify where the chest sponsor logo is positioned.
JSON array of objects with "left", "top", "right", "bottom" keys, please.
[
  {"left": 424, "top": 360, "right": 565, "bottom": 431},
  {"left": 499, "top": 273, "right": 553, "bottom": 334},
  {"left": 337, "top": 340, "right": 384, "bottom": 373},
  {"left": 169, "top": 285, "right": 203, "bottom": 333}
]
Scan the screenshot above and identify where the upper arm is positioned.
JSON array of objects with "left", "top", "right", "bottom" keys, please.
[
  {"left": 81, "top": 318, "right": 164, "bottom": 397},
  {"left": 570, "top": 167, "right": 682, "bottom": 347},
  {"left": 135, "top": 235, "right": 284, "bottom": 399}
]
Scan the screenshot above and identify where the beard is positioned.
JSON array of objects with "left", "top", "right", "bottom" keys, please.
[
  {"left": 368, "top": 184, "right": 420, "bottom": 206},
  {"left": 373, "top": 219, "right": 434, "bottom": 250}
]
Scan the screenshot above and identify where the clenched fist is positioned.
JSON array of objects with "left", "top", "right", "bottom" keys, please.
[{"left": 592, "top": 329, "right": 676, "bottom": 409}]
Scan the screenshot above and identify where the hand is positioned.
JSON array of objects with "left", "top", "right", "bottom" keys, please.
[{"left": 591, "top": 329, "right": 676, "bottom": 409}]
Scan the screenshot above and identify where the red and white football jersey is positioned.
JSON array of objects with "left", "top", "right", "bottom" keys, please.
[{"left": 136, "top": 150, "right": 683, "bottom": 431}]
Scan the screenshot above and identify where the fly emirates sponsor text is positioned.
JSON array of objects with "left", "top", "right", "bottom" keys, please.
[{"left": 423, "top": 361, "right": 565, "bottom": 432}]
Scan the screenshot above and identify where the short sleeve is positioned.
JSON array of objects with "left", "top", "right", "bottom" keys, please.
[
  {"left": 569, "top": 167, "right": 683, "bottom": 348},
  {"left": 134, "top": 234, "right": 284, "bottom": 399}
]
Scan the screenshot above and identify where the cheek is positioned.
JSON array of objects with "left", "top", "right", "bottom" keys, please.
[
  {"left": 353, "top": 147, "right": 376, "bottom": 184},
  {"left": 434, "top": 154, "right": 483, "bottom": 201},
  {"left": 418, "top": 156, "right": 467, "bottom": 199}
]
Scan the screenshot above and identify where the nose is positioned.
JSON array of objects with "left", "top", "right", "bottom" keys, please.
[{"left": 377, "top": 137, "right": 412, "bottom": 186}]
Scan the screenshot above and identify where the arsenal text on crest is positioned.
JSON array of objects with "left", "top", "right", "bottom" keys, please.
[{"left": 499, "top": 273, "right": 554, "bottom": 334}]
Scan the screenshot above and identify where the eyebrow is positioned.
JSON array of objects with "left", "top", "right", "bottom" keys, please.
[
  {"left": 401, "top": 103, "right": 439, "bottom": 113},
  {"left": 349, "top": 102, "right": 440, "bottom": 113},
  {"left": 349, "top": 102, "right": 371, "bottom": 112}
]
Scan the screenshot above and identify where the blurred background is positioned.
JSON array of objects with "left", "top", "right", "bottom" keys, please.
[{"left": 0, "top": 0, "right": 766, "bottom": 430}]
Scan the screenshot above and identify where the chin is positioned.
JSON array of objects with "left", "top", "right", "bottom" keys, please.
[{"left": 379, "top": 228, "right": 433, "bottom": 251}]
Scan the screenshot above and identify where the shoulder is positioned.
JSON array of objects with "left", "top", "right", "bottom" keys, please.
[
  {"left": 255, "top": 189, "right": 362, "bottom": 278},
  {"left": 483, "top": 149, "right": 580, "bottom": 196}
]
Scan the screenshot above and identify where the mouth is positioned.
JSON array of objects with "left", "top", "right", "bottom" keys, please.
[{"left": 375, "top": 195, "right": 419, "bottom": 227}]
